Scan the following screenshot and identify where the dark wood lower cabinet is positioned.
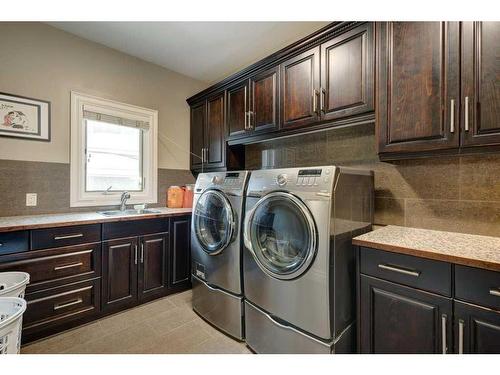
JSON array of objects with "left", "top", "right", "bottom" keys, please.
[
  {"left": 102, "top": 237, "right": 138, "bottom": 312},
  {"left": 138, "top": 232, "right": 169, "bottom": 302},
  {"left": 360, "top": 275, "right": 452, "bottom": 354},
  {"left": 454, "top": 301, "right": 500, "bottom": 354},
  {"left": 169, "top": 216, "right": 191, "bottom": 291},
  {"left": 358, "top": 246, "right": 500, "bottom": 354}
]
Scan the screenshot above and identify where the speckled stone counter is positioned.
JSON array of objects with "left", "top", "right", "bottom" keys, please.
[
  {"left": 353, "top": 225, "right": 500, "bottom": 272},
  {"left": 0, "top": 207, "right": 192, "bottom": 233}
]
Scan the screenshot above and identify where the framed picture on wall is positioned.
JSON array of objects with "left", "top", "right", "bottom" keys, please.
[{"left": 0, "top": 92, "right": 51, "bottom": 141}]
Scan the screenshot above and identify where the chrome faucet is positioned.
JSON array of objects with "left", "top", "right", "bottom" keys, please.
[{"left": 120, "top": 191, "right": 130, "bottom": 211}]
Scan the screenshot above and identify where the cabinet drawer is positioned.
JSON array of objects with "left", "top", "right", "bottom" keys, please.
[
  {"left": 0, "top": 243, "right": 101, "bottom": 291},
  {"left": 23, "top": 278, "right": 100, "bottom": 332},
  {"left": 31, "top": 224, "right": 101, "bottom": 250},
  {"left": 360, "top": 247, "right": 452, "bottom": 296},
  {"left": 455, "top": 265, "right": 500, "bottom": 311},
  {"left": 102, "top": 218, "right": 168, "bottom": 240},
  {"left": 0, "top": 230, "right": 29, "bottom": 255}
]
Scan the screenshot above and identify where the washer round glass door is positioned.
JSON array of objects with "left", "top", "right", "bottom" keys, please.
[
  {"left": 245, "top": 191, "right": 317, "bottom": 280},
  {"left": 194, "top": 190, "right": 234, "bottom": 255}
]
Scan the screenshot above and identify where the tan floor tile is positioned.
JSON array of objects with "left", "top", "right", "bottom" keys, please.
[
  {"left": 21, "top": 290, "right": 252, "bottom": 355},
  {"left": 64, "top": 322, "right": 159, "bottom": 354},
  {"left": 168, "top": 290, "right": 192, "bottom": 308},
  {"left": 143, "top": 306, "right": 198, "bottom": 336},
  {"left": 21, "top": 321, "right": 104, "bottom": 354},
  {"left": 139, "top": 320, "right": 213, "bottom": 354}
]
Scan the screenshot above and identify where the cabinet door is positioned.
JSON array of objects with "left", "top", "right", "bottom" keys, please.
[
  {"left": 206, "top": 93, "right": 225, "bottom": 168},
  {"left": 190, "top": 101, "right": 206, "bottom": 169},
  {"left": 377, "top": 22, "right": 460, "bottom": 155},
  {"left": 461, "top": 22, "right": 500, "bottom": 147},
  {"left": 169, "top": 216, "right": 191, "bottom": 291},
  {"left": 250, "top": 66, "right": 279, "bottom": 133},
  {"left": 102, "top": 237, "right": 138, "bottom": 311},
  {"left": 454, "top": 301, "right": 500, "bottom": 354},
  {"left": 138, "top": 233, "right": 169, "bottom": 302},
  {"left": 226, "top": 80, "right": 249, "bottom": 138},
  {"left": 280, "top": 46, "right": 320, "bottom": 129},
  {"left": 360, "top": 275, "right": 452, "bottom": 354},
  {"left": 320, "top": 23, "right": 374, "bottom": 122}
]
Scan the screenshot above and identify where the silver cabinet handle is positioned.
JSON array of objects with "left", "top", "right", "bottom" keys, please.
[
  {"left": 489, "top": 288, "right": 500, "bottom": 297},
  {"left": 140, "top": 243, "right": 144, "bottom": 264},
  {"left": 54, "top": 298, "right": 83, "bottom": 311},
  {"left": 54, "top": 233, "right": 84, "bottom": 240},
  {"left": 458, "top": 319, "right": 465, "bottom": 354},
  {"left": 442, "top": 314, "right": 448, "bottom": 354},
  {"left": 134, "top": 244, "right": 138, "bottom": 265},
  {"left": 378, "top": 264, "right": 421, "bottom": 277},
  {"left": 244, "top": 85, "right": 248, "bottom": 130},
  {"left": 248, "top": 111, "right": 253, "bottom": 130},
  {"left": 202, "top": 148, "right": 206, "bottom": 163},
  {"left": 312, "top": 89, "right": 318, "bottom": 114},
  {"left": 450, "top": 99, "right": 455, "bottom": 133},
  {"left": 464, "top": 96, "right": 469, "bottom": 131},
  {"left": 320, "top": 88, "right": 326, "bottom": 113},
  {"left": 205, "top": 148, "right": 209, "bottom": 162},
  {"left": 54, "top": 262, "right": 83, "bottom": 271}
]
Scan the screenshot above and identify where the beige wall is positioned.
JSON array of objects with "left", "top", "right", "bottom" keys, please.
[{"left": 0, "top": 22, "right": 207, "bottom": 169}]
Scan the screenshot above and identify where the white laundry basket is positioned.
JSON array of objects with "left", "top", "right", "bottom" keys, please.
[
  {"left": 0, "top": 297, "right": 27, "bottom": 354},
  {"left": 0, "top": 272, "right": 30, "bottom": 298}
]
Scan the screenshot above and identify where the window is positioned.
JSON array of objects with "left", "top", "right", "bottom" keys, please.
[{"left": 70, "top": 92, "right": 157, "bottom": 207}]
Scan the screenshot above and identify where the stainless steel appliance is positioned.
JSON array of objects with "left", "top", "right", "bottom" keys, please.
[
  {"left": 243, "top": 166, "right": 373, "bottom": 353},
  {"left": 191, "top": 171, "right": 250, "bottom": 340}
]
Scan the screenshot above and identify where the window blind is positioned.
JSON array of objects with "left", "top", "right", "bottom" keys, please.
[{"left": 83, "top": 109, "right": 150, "bottom": 131}]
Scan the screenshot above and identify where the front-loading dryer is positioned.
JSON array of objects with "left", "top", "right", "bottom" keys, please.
[
  {"left": 191, "top": 171, "right": 250, "bottom": 340},
  {"left": 243, "top": 166, "right": 373, "bottom": 353}
]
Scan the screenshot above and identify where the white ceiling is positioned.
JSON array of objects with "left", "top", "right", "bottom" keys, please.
[{"left": 48, "top": 22, "right": 329, "bottom": 84}]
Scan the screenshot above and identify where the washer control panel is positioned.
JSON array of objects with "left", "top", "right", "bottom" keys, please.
[
  {"left": 223, "top": 172, "right": 243, "bottom": 189},
  {"left": 296, "top": 168, "right": 325, "bottom": 186}
]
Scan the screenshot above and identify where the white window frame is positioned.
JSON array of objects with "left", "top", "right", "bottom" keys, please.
[{"left": 70, "top": 91, "right": 158, "bottom": 207}]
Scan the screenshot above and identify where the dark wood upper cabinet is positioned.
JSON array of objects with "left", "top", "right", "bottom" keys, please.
[
  {"left": 360, "top": 275, "right": 452, "bottom": 354},
  {"left": 377, "top": 22, "right": 461, "bottom": 156},
  {"left": 250, "top": 66, "right": 279, "bottom": 133},
  {"left": 102, "top": 237, "right": 138, "bottom": 312},
  {"left": 138, "top": 233, "right": 169, "bottom": 301},
  {"left": 461, "top": 21, "right": 500, "bottom": 147},
  {"left": 226, "top": 80, "right": 249, "bottom": 138},
  {"left": 190, "top": 101, "right": 205, "bottom": 169},
  {"left": 320, "top": 23, "right": 374, "bottom": 122},
  {"left": 280, "top": 46, "right": 321, "bottom": 129},
  {"left": 206, "top": 93, "right": 225, "bottom": 167},
  {"left": 454, "top": 300, "right": 500, "bottom": 354}
]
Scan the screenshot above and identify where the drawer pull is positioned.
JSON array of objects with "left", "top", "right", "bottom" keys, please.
[
  {"left": 54, "top": 298, "right": 83, "bottom": 310},
  {"left": 54, "top": 233, "right": 84, "bottom": 240},
  {"left": 378, "top": 264, "right": 421, "bottom": 277},
  {"left": 54, "top": 262, "right": 83, "bottom": 271},
  {"left": 489, "top": 288, "right": 500, "bottom": 297}
]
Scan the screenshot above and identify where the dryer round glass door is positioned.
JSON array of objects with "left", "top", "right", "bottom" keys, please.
[
  {"left": 193, "top": 190, "right": 235, "bottom": 255},
  {"left": 245, "top": 192, "right": 317, "bottom": 280}
]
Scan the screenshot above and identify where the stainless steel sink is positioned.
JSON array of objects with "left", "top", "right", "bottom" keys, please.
[{"left": 98, "top": 209, "right": 161, "bottom": 217}]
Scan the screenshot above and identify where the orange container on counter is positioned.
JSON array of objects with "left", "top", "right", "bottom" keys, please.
[
  {"left": 182, "top": 185, "right": 194, "bottom": 208},
  {"left": 167, "top": 186, "right": 184, "bottom": 208}
]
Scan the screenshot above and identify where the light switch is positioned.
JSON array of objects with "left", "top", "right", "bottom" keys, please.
[{"left": 26, "top": 193, "right": 37, "bottom": 206}]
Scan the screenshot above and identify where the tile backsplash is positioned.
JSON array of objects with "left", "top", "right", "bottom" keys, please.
[
  {"left": 0, "top": 159, "right": 194, "bottom": 217},
  {"left": 245, "top": 123, "right": 500, "bottom": 237}
]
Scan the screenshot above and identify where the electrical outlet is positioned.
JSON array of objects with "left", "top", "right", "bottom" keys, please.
[{"left": 26, "top": 193, "right": 37, "bottom": 206}]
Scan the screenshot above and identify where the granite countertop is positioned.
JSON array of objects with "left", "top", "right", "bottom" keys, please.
[
  {"left": 353, "top": 225, "right": 500, "bottom": 272},
  {"left": 0, "top": 207, "right": 192, "bottom": 233}
]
